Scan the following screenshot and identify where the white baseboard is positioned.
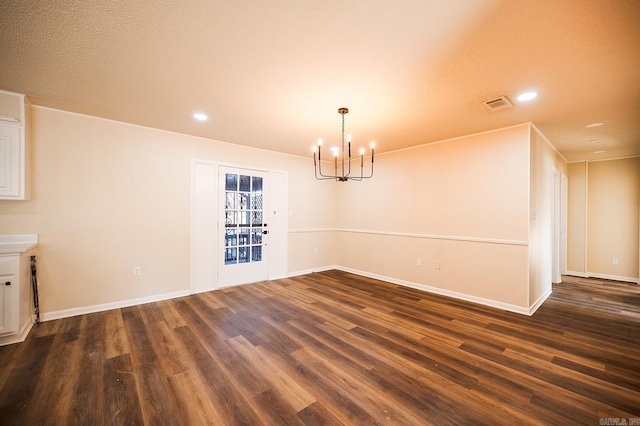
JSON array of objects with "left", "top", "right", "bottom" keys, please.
[
  {"left": 286, "top": 265, "right": 338, "bottom": 278},
  {"left": 37, "top": 263, "right": 562, "bottom": 324},
  {"left": 565, "top": 271, "right": 639, "bottom": 284},
  {"left": 0, "top": 318, "right": 34, "bottom": 346},
  {"left": 334, "top": 266, "right": 533, "bottom": 316},
  {"left": 565, "top": 270, "right": 589, "bottom": 278},
  {"left": 528, "top": 288, "right": 552, "bottom": 315},
  {"left": 586, "top": 272, "right": 639, "bottom": 284},
  {"left": 41, "top": 289, "right": 191, "bottom": 322}
]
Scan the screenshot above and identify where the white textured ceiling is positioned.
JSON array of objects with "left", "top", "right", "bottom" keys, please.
[{"left": 1, "top": 0, "right": 639, "bottom": 161}]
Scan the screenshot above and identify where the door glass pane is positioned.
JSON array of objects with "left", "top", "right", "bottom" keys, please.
[
  {"left": 238, "top": 229, "right": 250, "bottom": 245},
  {"left": 238, "top": 211, "right": 250, "bottom": 227},
  {"left": 252, "top": 177, "right": 262, "bottom": 193},
  {"left": 225, "top": 248, "right": 237, "bottom": 265},
  {"left": 225, "top": 174, "right": 238, "bottom": 191},
  {"left": 251, "top": 229, "right": 262, "bottom": 244},
  {"left": 223, "top": 171, "right": 264, "bottom": 266},
  {"left": 251, "top": 212, "right": 262, "bottom": 226},
  {"left": 239, "top": 175, "right": 250, "bottom": 192},
  {"left": 251, "top": 193, "right": 262, "bottom": 210},
  {"left": 226, "top": 192, "right": 237, "bottom": 209},
  {"left": 252, "top": 246, "right": 262, "bottom": 262},
  {"left": 238, "top": 247, "right": 250, "bottom": 263},
  {"left": 225, "top": 211, "right": 237, "bottom": 227},
  {"left": 225, "top": 230, "right": 237, "bottom": 247},
  {"left": 239, "top": 193, "right": 249, "bottom": 210}
]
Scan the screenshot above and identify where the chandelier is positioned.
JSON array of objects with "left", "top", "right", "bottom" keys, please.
[{"left": 312, "top": 107, "right": 375, "bottom": 181}]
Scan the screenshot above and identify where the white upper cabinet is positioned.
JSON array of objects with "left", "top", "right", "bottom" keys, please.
[{"left": 0, "top": 90, "right": 30, "bottom": 200}]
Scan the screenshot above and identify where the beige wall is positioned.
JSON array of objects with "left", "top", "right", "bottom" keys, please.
[
  {"left": 0, "top": 106, "right": 334, "bottom": 314},
  {"left": 0, "top": 105, "right": 577, "bottom": 317},
  {"left": 587, "top": 158, "right": 640, "bottom": 280},
  {"left": 567, "top": 162, "right": 587, "bottom": 273},
  {"left": 567, "top": 158, "right": 640, "bottom": 282},
  {"left": 335, "top": 124, "right": 534, "bottom": 309}
]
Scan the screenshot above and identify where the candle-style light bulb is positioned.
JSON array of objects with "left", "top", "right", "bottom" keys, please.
[
  {"left": 317, "top": 138, "right": 323, "bottom": 146},
  {"left": 370, "top": 141, "right": 375, "bottom": 163},
  {"left": 312, "top": 145, "right": 317, "bottom": 153},
  {"left": 359, "top": 147, "right": 365, "bottom": 155},
  {"left": 346, "top": 133, "right": 352, "bottom": 143}
]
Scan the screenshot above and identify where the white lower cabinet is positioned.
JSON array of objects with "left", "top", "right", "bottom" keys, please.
[{"left": 0, "top": 248, "right": 36, "bottom": 345}]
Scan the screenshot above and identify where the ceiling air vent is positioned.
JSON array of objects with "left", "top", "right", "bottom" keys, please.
[{"left": 482, "top": 96, "right": 513, "bottom": 112}]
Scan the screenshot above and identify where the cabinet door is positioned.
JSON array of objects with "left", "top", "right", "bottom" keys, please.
[
  {"left": 0, "top": 277, "right": 16, "bottom": 336},
  {"left": 0, "top": 257, "right": 17, "bottom": 336},
  {"left": 0, "top": 124, "right": 21, "bottom": 198}
]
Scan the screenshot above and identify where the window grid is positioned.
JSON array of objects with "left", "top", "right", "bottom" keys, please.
[{"left": 224, "top": 173, "right": 264, "bottom": 265}]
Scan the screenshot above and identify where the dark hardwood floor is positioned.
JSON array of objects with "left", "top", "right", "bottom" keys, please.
[{"left": 1, "top": 271, "right": 639, "bottom": 425}]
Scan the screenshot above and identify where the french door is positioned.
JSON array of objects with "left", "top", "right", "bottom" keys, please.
[{"left": 218, "top": 166, "right": 269, "bottom": 287}]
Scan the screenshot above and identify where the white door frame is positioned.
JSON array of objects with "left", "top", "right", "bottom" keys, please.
[
  {"left": 190, "top": 159, "right": 288, "bottom": 294},
  {"left": 560, "top": 172, "right": 568, "bottom": 275},
  {"left": 552, "top": 169, "right": 568, "bottom": 284}
]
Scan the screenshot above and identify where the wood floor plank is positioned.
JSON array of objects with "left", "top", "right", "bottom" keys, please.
[
  {"left": 121, "top": 306, "right": 189, "bottom": 425},
  {"left": 102, "top": 353, "right": 143, "bottom": 425},
  {"left": 0, "top": 270, "right": 638, "bottom": 424},
  {"left": 167, "top": 369, "right": 226, "bottom": 426},
  {"left": 227, "top": 335, "right": 316, "bottom": 412},
  {"left": 104, "top": 309, "right": 130, "bottom": 360},
  {"left": 24, "top": 335, "right": 82, "bottom": 424},
  {"left": 171, "top": 325, "right": 265, "bottom": 425},
  {"left": 0, "top": 334, "right": 55, "bottom": 423}
]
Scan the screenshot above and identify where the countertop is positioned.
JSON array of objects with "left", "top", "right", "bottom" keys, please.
[{"left": 0, "top": 234, "right": 38, "bottom": 254}]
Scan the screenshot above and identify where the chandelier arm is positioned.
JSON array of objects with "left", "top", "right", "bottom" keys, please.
[
  {"left": 315, "top": 158, "right": 339, "bottom": 179},
  {"left": 349, "top": 154, "right": 375, "bottom": 181},
  {"left": 362, "top": 159, "right": 374, "bottom": 179},
  {"left": 344, "top": 145, "right": 352, "bottom": 178},
  {"left": 314, "top": 166, "right": 337, "bottom": 180}
]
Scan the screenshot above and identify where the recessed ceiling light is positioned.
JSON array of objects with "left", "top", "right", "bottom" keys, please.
[
  {"left": 585, "top": 122, "right": 604, "bottom": 128},
  {"left": 193, "top": 113, "right": 208, "bottom": 121},
  {"left": 589, "top": 139, "right": 600, "bottom": 144},
  {"left": 593, "top": 150, "right": 607, "bottom": 154},
  {"left": 516, "top": 91, "right": 538, "bottom": 102}
]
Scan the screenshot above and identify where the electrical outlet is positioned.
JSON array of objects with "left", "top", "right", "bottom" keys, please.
[
  {"left": 416, "top": 258, "right": 422, "bottom": 266},
  {"left": 133, "top": 266, "right": 141, "bottom": 276},
  {"left": 612, "top": 258, "right": 619, "bottom": 265},
  {"left": 435, "top": 261, "right": 441, "bottom": 270}
]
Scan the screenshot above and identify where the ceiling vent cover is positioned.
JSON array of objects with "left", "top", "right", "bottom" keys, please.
[{"left": 482, "top": 96, "right": 513, "bottom": 112}]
